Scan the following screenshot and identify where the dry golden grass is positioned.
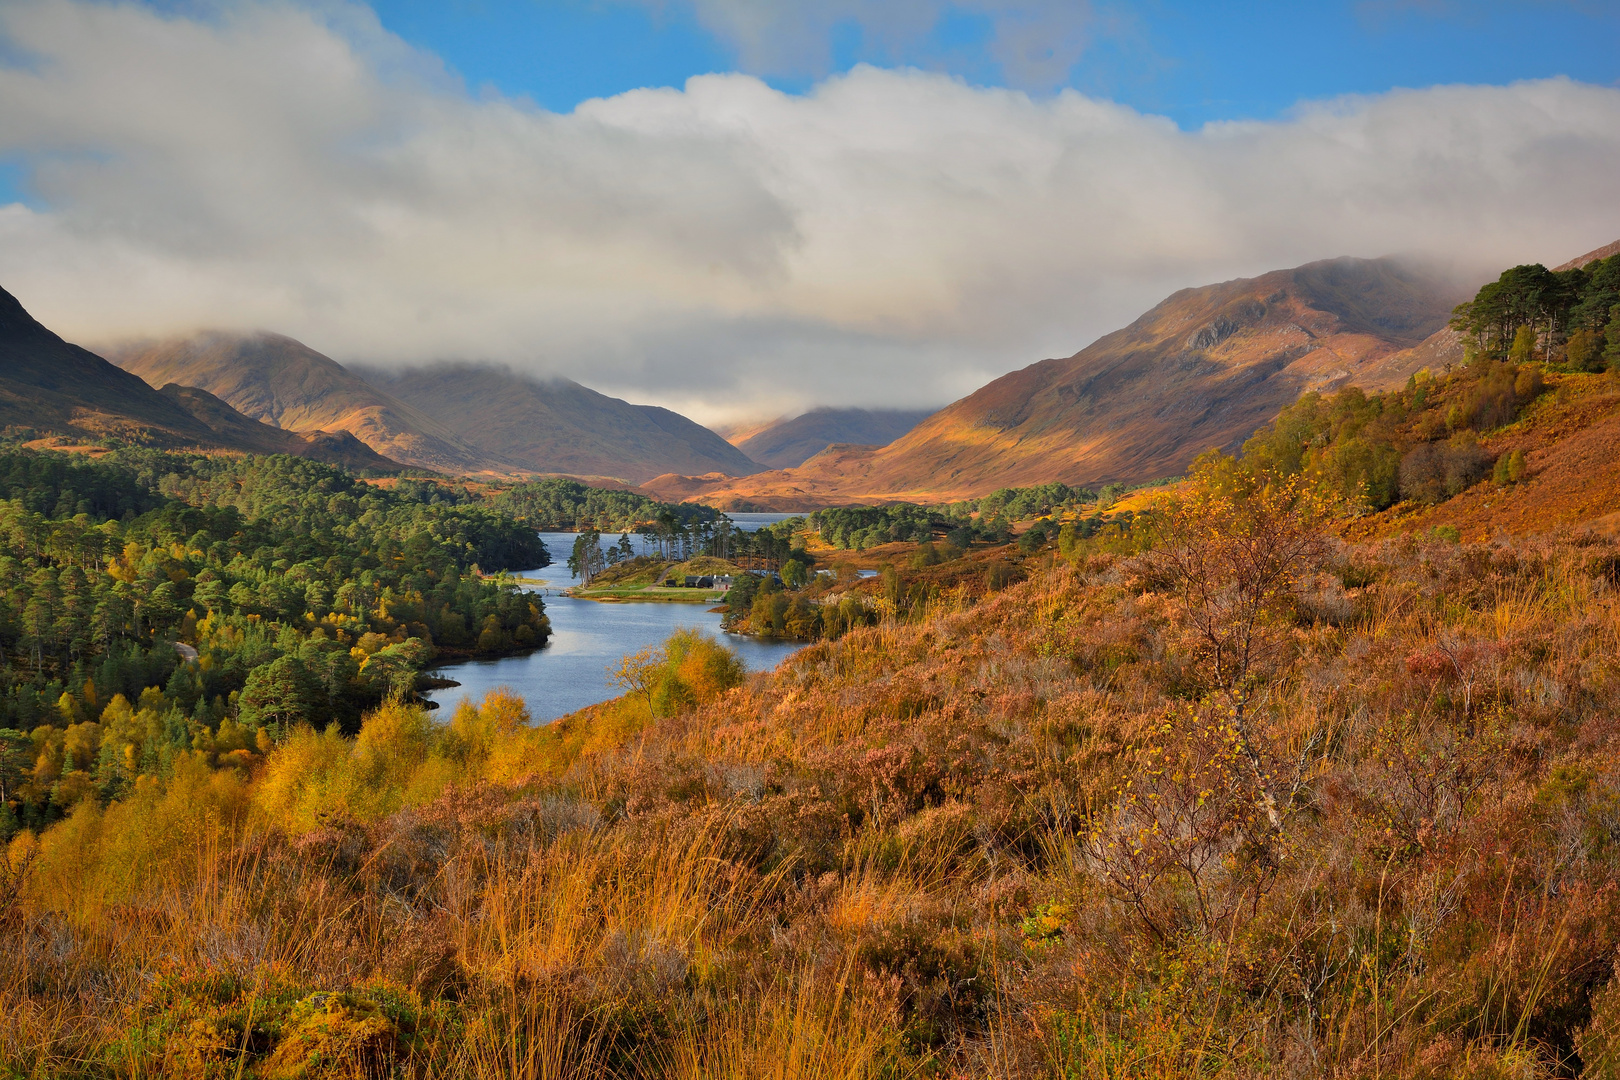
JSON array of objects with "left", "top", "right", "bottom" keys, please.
[{"left": 6, "top": 519, "right": 1620, "bottom": 1077}]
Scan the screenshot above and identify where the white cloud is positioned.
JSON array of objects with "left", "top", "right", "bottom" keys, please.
[{"left": 1, "top": 0, "right": 1618, "bottom": 424}]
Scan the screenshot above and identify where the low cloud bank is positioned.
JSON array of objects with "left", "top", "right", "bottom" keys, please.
[{"left": 1, "top": 0, "right": 1617, "bottom": 422}]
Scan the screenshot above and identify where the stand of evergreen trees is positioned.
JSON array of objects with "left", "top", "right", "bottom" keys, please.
[
  {"left": 810, "top": 483, "right": 1096, "bottom": 552},
  {"left": 1450, "top": 254, "right": 1620, "bottom": 370},
  {"left": 0, "top": 449, "right": 551, "bottom": 836},
  {"left": 488, "top": 477, "right": 717, "bottom": 532}
]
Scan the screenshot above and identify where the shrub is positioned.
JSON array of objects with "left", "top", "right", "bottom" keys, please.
[
  {"left": 1515, "top": 363, "right": 1544, "bottom": 402},
  {"left": 909, "top": 542, "right": 942, "bottom": 570},
  {"left": 1466, "top": 361, "right": 1525, "bottom": 429},
  {"left": 1567, "top": 327, "right": 1604, "bottom": 372},
  {"left": 1493, "top": 448, "right": 1528, "bottom": 486},
  {"left": 1400, "top": 438, "right": 1493, "bottom": 504}
]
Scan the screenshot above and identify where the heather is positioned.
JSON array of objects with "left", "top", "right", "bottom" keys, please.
[{"left": 6, "top": 455, "right": 1620, "bottom": 1077}]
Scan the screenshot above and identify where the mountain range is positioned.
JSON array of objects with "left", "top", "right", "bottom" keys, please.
[
  {"left": 641, "top": 256, "right": 1471, "bottom": 507},
  {"left": 20, "top": 244, "right": 1613, "bottom": 507},
  {"left": 109, "top": 334, "right": 762, "bottom": 482},
  {"left": 0, "top": 287, "right": 401, "bottom": 472},
  {"left": 724, "top": 408, "right": 937, "bottom": 470}
]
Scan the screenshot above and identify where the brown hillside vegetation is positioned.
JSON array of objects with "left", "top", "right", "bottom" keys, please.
[
  {"left": 0, "top": 286, "right": 236, "bottom": 448},
  {"left": 354, "top": 363, "right": 764, "bottom": 484},
  {"left": 1555, "top": 238, "right": 1620, "bottom": 272},
  {"left": 653, "top": 257, "right": 1464, "bottom": 507},
  {"left": 110, "top": 332, "right": 498, "bottom": 474},
  {"left": 157, "top": 384, "right": 407, "bottom": 473},
  {"left": 1345, "top": 371, "right": 1620, "bottom": 541},
  {"left": 9, "top": 453, "right": 1620, "bottom": 1075}
]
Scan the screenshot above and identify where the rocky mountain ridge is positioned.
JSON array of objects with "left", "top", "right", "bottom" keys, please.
[{"left": 645, "top": 255, "right": 1469, "bottom": 506}]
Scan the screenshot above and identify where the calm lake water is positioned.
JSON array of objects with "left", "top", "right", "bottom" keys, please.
[{"left": 423, "top": 526, "right": 805, "bottom": 722}]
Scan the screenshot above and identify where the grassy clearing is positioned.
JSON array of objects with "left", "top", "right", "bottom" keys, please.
[
  {"left": 572, "top": 555, "right": 738, "bottom": 602},
  {"left": 573, "top": 587, "right": 727, "bottom": 603}
]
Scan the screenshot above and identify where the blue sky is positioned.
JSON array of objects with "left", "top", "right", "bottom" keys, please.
[
  {"left": 364, "top": 0, "right": 1620, "bottom": 126},
  {"left": 1, "top": 0, "right": 1618, "bottom": 418}
]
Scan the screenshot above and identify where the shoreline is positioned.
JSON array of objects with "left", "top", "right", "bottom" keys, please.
[{"left": 567, "top": 585, "right": 727, "bottom": 604}]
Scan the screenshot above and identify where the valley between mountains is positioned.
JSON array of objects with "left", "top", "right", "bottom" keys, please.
[
  {"left": 11, "top": 250, "right": 1479, "bottom": 506},
  {"left": 5, "top": 235, "right": 1620, "bottom": 1079}
]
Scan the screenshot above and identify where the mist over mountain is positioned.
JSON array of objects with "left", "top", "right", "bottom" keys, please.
[
  {"left": 352, "top": 364, "right": 763, "bottom": 484},
  {"left": 109, "top": 333, "right": 495, "bottom": 474}
]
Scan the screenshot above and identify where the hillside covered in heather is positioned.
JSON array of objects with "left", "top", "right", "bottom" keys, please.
[
  {"left": 7, "top": 229, "right": 1620, "bottom": 1077},
  {"left": 7, "top": 344, "right": 1620, "bottom": 1075}
]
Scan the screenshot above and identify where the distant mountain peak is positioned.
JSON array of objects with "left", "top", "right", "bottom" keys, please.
[
  {"left": 732, "top": 406, "right": 938, "bottom": 470},
  {"left": 643, "top": 254, "right": 1468, "bottom": 506},
  {"left": 353, "top": 362, "right": 763, "bottom": 483}
]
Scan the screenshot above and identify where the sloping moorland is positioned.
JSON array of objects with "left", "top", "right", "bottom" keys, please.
[
  {"left": 5, "top": 247, "right": 1620, "bottom": 1078},
  {"left": 9, "top": 385, "right": 1620, "bottom": 1076},
  {"left": 6, "top": 483, "right": 1620, "bottom": 1078}
]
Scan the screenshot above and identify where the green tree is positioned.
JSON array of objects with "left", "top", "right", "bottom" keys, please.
[
  {"left": 237, "top": 656, "right": 317, "bottom": 736},
  {"left": 0, "top": 728, "right": 30, "bottom": 805},
  {"left": 568, "top": 529, "right": 605, "bottom": 584}
]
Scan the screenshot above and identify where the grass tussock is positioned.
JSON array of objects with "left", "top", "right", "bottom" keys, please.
[{"left": 6, "top": 478, "right": 1620, "bottom": 1077}]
